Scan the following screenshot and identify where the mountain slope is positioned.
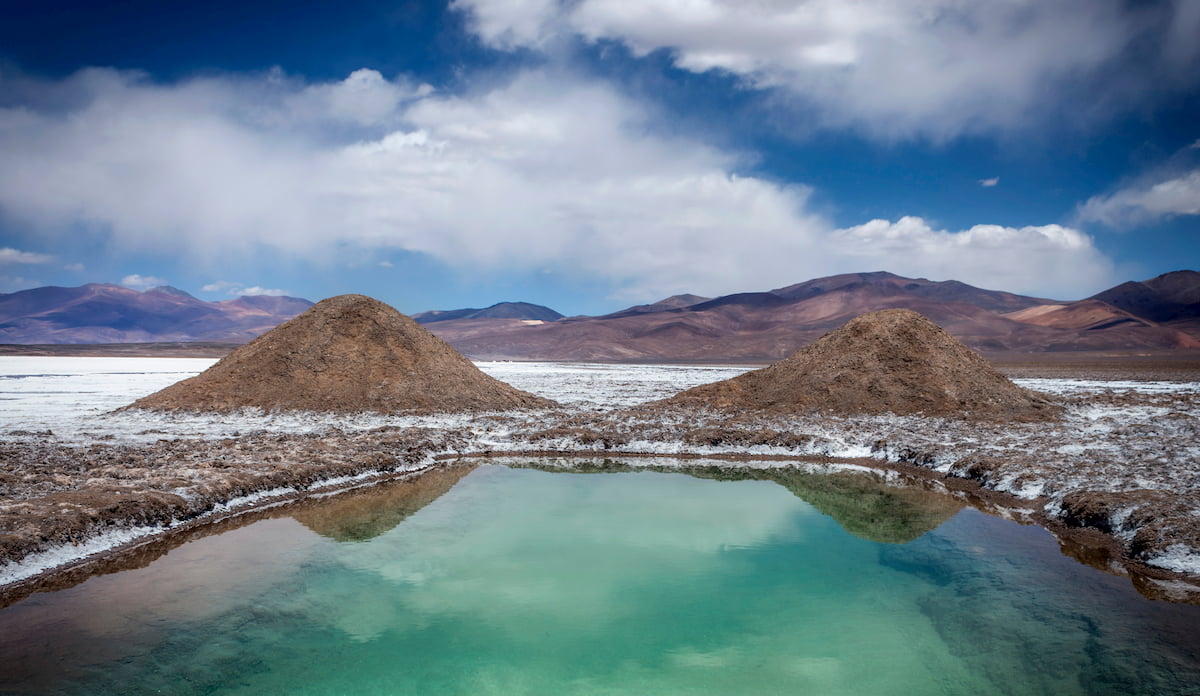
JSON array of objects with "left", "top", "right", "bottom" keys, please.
[
  {"left": 412, "top": 301, "right": 563, "bottom": 324},
  {"left": 1091, "top": 271, "right": 1200, "bottom": 325},
  {"left": 0, "top": 284, "right": 313, "bottom": 344},
  {"left": 601, "top": 294, "right": 712, "bottom": 319}
]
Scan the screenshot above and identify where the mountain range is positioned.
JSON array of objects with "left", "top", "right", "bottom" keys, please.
[
  {"left": 0, "top": 284, "right": 312, "bottom": 344},
  {"left": 2, "top": 271, "right": 1198, "bottom": 360},
  {"left": 420, "top": 270, "right": 1200, "bottom": 361}
]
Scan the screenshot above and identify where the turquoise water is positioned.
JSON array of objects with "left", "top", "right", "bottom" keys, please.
[{"left": 2, "top": 463, "right": 1199, "bottom": 695}]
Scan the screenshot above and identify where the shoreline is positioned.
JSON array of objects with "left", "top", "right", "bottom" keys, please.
[
  {"left": 2, "top": 359, "right": 1199, "bottom": 609},
  {"left": 2, "top": 439, "right": 1198, "bottom": 610}
]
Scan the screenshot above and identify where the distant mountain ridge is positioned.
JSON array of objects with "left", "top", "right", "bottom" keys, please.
[
  {"left": 1089, "top": 270, "right": 1200, "bottom": 337},
  {"left": 0, "top": 284, "right": 313, "bottom": 344},
  {"left": 3, "top": 271, "right": 1198, "bottom": 358},
  {"left": 412, "top": 301, "right": 563, "bottom": 325},
  {"left": 422, "top": 270, "right": 1200, "bottom": 361}
]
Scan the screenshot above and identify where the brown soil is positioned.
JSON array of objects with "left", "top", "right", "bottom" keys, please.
[
  {"left": 128, "top": 295, "right": 556, "bottom": 414},
  {"left": 989, "top": 351, "right": 1200, "bottom": 381},
  {"left": 659, "top": 309, "right": 1061, "bottom": 420},
  {"left": 0, "top": 428, "right": 451, "bottom": 568}
]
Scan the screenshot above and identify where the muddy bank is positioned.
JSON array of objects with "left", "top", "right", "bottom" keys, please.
[{"left": 0, "top": 428, "right": 458, "bottom": 573}]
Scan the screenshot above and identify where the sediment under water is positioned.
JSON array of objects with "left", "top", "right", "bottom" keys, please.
[{"left": 1, "top": 463, "right": 1198, "bottom": 695}]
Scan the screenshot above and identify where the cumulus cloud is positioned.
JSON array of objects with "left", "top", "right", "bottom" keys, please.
[
  {"left": 237, "top": 286, "right": 290, "bottom": 297},
  {"left": 827, "top": 218, "right": 1113, "bottom": 299},
  {"left": 120, "top": 274, "right": 168, "bottom": 289},
  {"left": 1078, "top": 169, "right": 1200, "bottom": 227},
  {"left": 201, "top": 281, "right": 239, "bottom": 293},
  {"left": 0, "top": 275, "right": 36, "bottom": 292},
  {"left": 979, "top": 177, "right": 999, "bottom": 188},
  {"left": 454, "top": 0, "right": 1200, "bottom": 139},
  {"left": 0, "top": 247, "right": 53, "bottom": 264},
  {"left": 0, "top": 67, "right": 1116, "bottom": 301},
  {"left": 202, "top": 281, "right": 289, "bottom": 296}
]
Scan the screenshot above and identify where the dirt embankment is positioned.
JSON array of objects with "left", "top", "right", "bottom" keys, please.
[
  {"left": 130, "top": 294, "right": 556, "bottom": 414},
  {"left": 660, "top": 309, "right": 1060, "bottom": 421}
]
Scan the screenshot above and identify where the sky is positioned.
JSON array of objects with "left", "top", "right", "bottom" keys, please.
[{"left": 0, "top": 0, "right": 1197, "bottom": 316}]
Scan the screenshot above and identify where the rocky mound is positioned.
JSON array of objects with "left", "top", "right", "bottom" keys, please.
[
  {"left": 129, "top": 294, "right": 555, "bottom": 413},
  {"left": 660, "top": 308, "right": 1059, "bottom": 420}
]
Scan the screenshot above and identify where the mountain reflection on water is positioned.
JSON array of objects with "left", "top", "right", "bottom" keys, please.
[
  {"left": 294, "top": 459, "right": 967, "bottom": 547},
  {"left": 291, "top": 465, "right": 478, "bottom": 543},
  {"left": 510, "top": 460, "right": 966, "bottom": 544},
  {"left": 3, "top": 461, "right": 1200, "bottom": 696}
]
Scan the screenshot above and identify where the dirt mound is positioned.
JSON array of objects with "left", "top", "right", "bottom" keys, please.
[
  {"left": 129, "top": 294, "right": 555, "bottom": 413},
  {"left": 660, "top": 308, "right": 1059, "bottom": 420}
]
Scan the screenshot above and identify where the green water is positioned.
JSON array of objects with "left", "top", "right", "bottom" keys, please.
[{"left": 2, "top": 464, "right": 1199, "bottom": 695}]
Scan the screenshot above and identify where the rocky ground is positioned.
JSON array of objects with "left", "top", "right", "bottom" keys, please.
[{"left": 2, "top": 375, "right": 1199, "bottom": 605}]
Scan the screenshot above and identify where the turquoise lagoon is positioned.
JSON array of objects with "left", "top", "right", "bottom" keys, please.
[{"left": 1, "top": 463, "right": 1199, "bottom": 695}]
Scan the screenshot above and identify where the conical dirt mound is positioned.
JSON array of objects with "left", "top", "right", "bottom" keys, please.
[
  {"left": 130, "top": 294, "right": 556, "bottom": 413},
  {"left": 660, "top": 308, "right": 1059, "bottom": 420}
]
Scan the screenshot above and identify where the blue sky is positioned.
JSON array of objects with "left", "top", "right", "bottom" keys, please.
[{"left": 0, "top": 0, "right": 1197, "bottom": 315}]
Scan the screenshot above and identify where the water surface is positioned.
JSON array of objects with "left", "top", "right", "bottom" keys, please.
[{"left": 1, "top": 463, "right": 1198, "bottom": 695}]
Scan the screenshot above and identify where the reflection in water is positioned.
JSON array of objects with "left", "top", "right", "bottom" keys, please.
[
  {"left": 1, "top": 461, "right": 1199, "bottom": 695},
  {"left": 0, "top": 465, "right": 477, "bottom": 611},
  {"left": 689, "top": 466, "right": 965, "bottom": 544},
  {"left": 291, "top": 465, "right": 477, "bottom": 542},
  {"left": 512, "top": 459, "right": 966, "bottom": 544}
]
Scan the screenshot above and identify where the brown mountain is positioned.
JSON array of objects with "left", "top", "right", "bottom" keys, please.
[
  {"left": 0, "top": 283, "right": 312, "bottom": 344},
  {"left": 1090, "top": 270, "right": 1200, "bottom": 336},
  {"left": 130, "top": 294, "right": 555, "bottom": 414},
  {"left": 657, "top": 308, "right": 1060, "bottom": 421},
  {"left": 8, "top": 271, "right": 1198, "bottom": 359},
  {"left": 423, "top": 271, "right": 1200, "bottom": 361},
  {"left": 1004, "top": 300, "right": 1156, "bottom": 332},
  {"left": 600, "top": 294, "right": 712, "bottom": 319}
]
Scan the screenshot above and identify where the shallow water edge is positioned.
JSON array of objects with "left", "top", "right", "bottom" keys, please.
[{"left": 3, "top": 451, "right": 1198, "bottom": 611}]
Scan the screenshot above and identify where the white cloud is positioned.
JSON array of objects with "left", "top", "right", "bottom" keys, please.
[
  {"left": 238, "top": 286, "right": 289, "bottom": 297},
  {"left": 979, "top": 177, "right": 999, "bottom": 188},
  {"left": 0, "top": 68, "right": 1116, "bottom": 301},
  {"left": 828, "top": 217, "right": 1113, "bottom": 299},
  {"left": 120, "top": 274, "right": 168, "bottom": 289},
  {"left": 284, "top": 67, "right": 430, "bottom": 127},
  {"left": 1078, "top": 169, "right": 1200, "bottom": 227},
  {"left": 0, "top": 247, "right": 53, "bottom": 264},
  {"left": 455, "top": 0, "right": 1200, "bottom": 139},
  {"left": 201, "top": 281, "right": 239, "bottom": 293},
  {"left": 202, "top": 281, "right": 289, "bottom": 296},
  {"left": 63, "top": 263, "right": 85, "bottom": 271}
]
